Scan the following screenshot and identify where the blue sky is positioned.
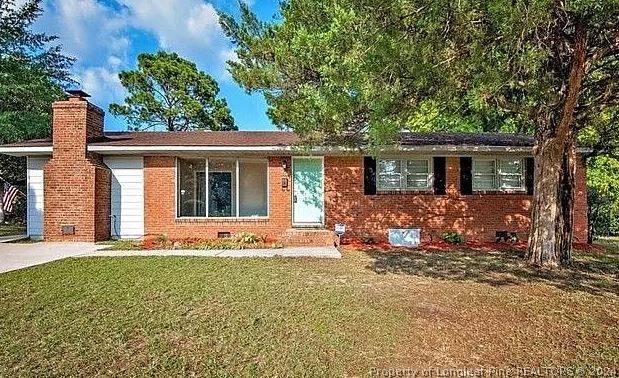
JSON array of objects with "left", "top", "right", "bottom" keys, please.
[{"left": 34, "top": 0, "right": 281, "bottom": 131}]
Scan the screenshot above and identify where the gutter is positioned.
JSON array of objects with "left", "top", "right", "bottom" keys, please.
[{"left": 0, "top": 146, "right": 53, "bottom": 157}]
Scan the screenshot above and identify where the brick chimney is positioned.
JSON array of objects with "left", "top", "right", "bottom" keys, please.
[
  {"left": 44, "top": 91, "right": 111, "bottom": 242},
  {"left": 50, "top": 90, "right": 104, "bottom": 159}
]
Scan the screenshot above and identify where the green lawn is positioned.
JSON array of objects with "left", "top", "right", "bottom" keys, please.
[
  {"left": 0, "top": 243, "right": 617, "bottom": 377},
  {"left": 0, "top": 224, "right": 25, "bottom": 237}
]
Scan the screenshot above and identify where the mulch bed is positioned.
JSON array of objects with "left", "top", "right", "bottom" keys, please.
[{"left": 340, "top": 238, "right": 605, "bottom": 253}]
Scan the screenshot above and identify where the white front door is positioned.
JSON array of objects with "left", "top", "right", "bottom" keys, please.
[{"left": 292, "top": 157, "right": 324, "bottom": 225}]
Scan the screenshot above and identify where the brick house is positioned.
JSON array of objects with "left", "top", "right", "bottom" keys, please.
[{"left": 0, "top": 92, "right": 589, "bottom": 245}]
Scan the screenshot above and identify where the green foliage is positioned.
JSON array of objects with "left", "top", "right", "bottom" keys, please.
[
  {"left": 587, "top": 156, "right": 619, "bottom": 237},
  {"left": 109, "top": 51, "right": 237, "bottom": 131},
  {"left": 155, "top": 233, "right": 169, "bottom": 245},
  {"left": 102, "top": 236, "right": 282, "bottom": 251},
  {"left": 0, "top": 0, "right": 73, "bottom": 221},
  {"left": 220, "top": 0, "right": 618, "bottom": 148},
  {"left": 0, "top": 0, "right": 73, "bottom": 155},
  {"left": 230, "top": 232, "right": 265, "bottom": 244},
  {"left": 442, "top": 231, "right": 464, "bottom": 244}
]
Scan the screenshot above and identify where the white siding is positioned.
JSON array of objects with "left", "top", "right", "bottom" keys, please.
[
  {"left": 104, "top": 157, "right": 144, "bottom": 239},
  {"left": 27, "top": 157, "right": 48, "bottom": 240}
]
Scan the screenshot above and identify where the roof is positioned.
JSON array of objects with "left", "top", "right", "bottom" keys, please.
[
  {"left": 399, "top": 132, "right": 533, "bottom": 147},
  {"left": 0, "top": 131, "right": 538, "bottom": 156},
  {"left": 88, "top": 131, "right": 300, "bottom": 147},
  {"left": 0, "top": 131, "right": 533, "bottom": 148}
]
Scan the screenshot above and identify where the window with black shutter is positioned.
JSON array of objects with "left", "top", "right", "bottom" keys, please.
[
  {"left": 525, "top": 157, "right": 535, "bottom": 195},
  {"left": 460, "top": 157, "right": 473, "bottom": 195},
  {"left": 433, "top": 157, "right": 446, "bottom": 195},
  {"left": 363, "top": 156, "right": 377, "bottom": 195}
]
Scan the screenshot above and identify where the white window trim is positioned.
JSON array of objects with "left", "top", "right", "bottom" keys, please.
[
  {"left": 377, "top": 157, "right": 433, "bottom": 192},
  {"left": 472, "top": 157, "right": 526, "bottom": 192},
  {"left": 176, "top": 157, "right": 270, "bottom": 219}
]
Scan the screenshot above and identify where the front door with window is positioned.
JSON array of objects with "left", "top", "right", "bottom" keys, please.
[{"left": 292, "top": 157, "right": 324, "bottom": 225}]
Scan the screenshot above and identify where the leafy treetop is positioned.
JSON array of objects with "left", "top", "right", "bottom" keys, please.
[
  {"left": 220, "top": 0, "right": 618, "bottom": 149},
  {"left": 0, "top": 0, "right": 74, "bottom": 185},
  {"left": 110, "top": 51, "right": 237, "bottom": 132}
]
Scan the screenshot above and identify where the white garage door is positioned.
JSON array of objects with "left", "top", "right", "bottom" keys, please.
[
  {"left": 104, "top": 157, "right": 144, "bottom": 239},
  {"left": 27, "top": 157, "right": 49, "bottom": 240}
]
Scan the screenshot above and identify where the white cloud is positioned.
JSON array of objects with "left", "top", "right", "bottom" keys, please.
[
  {"left": 217, "top": 48, "right": 239, "bottom": 81},
  {"left": 107, "top": 55, "right": 123, "bottom": 67},
  {"left": 41, "top": 0, "right": 129, "bottom": 62},
  {"left": 75, "top": 66, "right": 126, "bottom": 106},
  {"left": 120, "top": 0, "right": 230, "bottom": 76},
  {"left": 36, "top": 0, "right": 237, "bottom": 117}
]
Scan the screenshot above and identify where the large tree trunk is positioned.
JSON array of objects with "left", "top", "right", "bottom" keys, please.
[
  {"left": 526, "top": 20, "right": 587, "bottom": 266},
  {"left": 527, "top": 139, "right": 567, "bottom": 266}
]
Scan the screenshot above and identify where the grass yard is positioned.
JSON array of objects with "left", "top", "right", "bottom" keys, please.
[
  {"left": 0, "top": 223, "right": 25, "bottom": 237},
  {"left": 0, "top": 242, "right": 617, "bottom": 377}
]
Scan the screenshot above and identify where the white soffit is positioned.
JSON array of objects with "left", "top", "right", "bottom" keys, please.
[{"left": 0, "top": 146, "right": 52, "bottom": 156}]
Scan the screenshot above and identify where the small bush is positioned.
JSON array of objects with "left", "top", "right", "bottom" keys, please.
[
  {"left": 442, "top": 231, "right": 464, "bottom": 244},
  {"left": 156, "top": 234, "right": 169, "bottom": 245},
  {"left": 102, "top": 235, "right": 283, "bottom": 251},
  {"left": 230, "top": 232, "right": 265, "bottom": 244},
  {"left": 361, "top": 236, "right": 375, "bottom": 244}
]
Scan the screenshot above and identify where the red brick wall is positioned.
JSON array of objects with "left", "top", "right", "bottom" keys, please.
[
  {"left": 43, "top": 97, "right": 111, "bottom": 242},
  {"left": 141, "top": 154, "right": 587, "bottom": 244},
  {"left": 324, "top": 156, "right": 588, "bottom": 243},
  {"left": 94, "top": 166, "right": 111, "bottom": 241},
  {"left": 143, "top": 156, "right": 293, "bottom": 239}
]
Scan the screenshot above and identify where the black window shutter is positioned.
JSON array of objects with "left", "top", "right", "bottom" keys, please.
[
  {"left": 363, "top": 157, "right": 377, "bottom": 195},
  {"left": 433, "top": 157, "right": 446, "bottom": 195},
  {"left": 525, "top": 157, "right": 535, "bottom": 195},
  {"left": 460, "top": 157, "right": 473, "bottom": 195}
]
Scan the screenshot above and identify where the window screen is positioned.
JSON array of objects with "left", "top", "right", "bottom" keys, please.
[
  {"left": 473, "top": 159, "right": 496, "bottom": 190},
  {"left": 177, "top": 158, "right": 206, "bottom": 217},
  {"left": 177, "top": 158, "right": 268, "bottom": 218},
  {"left": 208, "top": 159, "right": 236, "bottom": 217},
  {"left": 239, "top": 160, "right": 268, "bottom": 217}
]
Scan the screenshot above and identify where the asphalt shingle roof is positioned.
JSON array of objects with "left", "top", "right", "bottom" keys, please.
[{"left": 1, "top": 131, "right": 534, "bottom": 148}]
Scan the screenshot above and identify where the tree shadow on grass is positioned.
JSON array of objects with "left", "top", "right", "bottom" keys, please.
[{"left": 364, "top": 246, "right": 619, "bottom": 296}]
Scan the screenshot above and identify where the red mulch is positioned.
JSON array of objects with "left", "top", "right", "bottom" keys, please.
[{"left": 340, "top": 238, "right": 606, "bottom": 253}]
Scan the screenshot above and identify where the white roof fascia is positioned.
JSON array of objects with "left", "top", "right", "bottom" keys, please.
[{"left": 0, "top": 146, "right": 53, "bottom": 156}]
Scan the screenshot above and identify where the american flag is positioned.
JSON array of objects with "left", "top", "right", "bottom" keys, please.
[{"left": 2, "top": 182, "right": 19, "bottom": 213}]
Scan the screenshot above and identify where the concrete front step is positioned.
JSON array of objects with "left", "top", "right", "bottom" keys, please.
[{"left": 280, "top": 228, "right": 336, "bottom": 247}]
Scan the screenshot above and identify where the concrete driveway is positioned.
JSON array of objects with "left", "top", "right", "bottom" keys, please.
[{"left": 0, "top": 242, "right": 103, "bottom": 274}]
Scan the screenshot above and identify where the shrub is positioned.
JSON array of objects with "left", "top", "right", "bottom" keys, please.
[
  {"left": 361, "top": 236, "right": 375, "bottom": 244},
  {"left": 442, "top": 231, "right": 464, "bottom": 244},
  {"left": 155, "top": 234, "right": 169, "bottom": 245},
  {"left": 230, "top": 232, "right": 265, "bottom": 244}
]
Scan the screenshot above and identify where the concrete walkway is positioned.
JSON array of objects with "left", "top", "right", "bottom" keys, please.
[
  {"left": 0, "top": 244, "right": 341, "bottom": 274},
  {"left": 81, "top": 246, "right": 341, "bottom": 259},
  {"left": 0, "top": 242, "right": 104, "bottom": 273},
  {"left": 0, "top": 234, "right": 28, "bottom": 243}
]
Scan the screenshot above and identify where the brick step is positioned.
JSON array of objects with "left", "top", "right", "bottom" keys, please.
[{"left": 280, "top": 228, "right": 336, "bottom": 247}]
